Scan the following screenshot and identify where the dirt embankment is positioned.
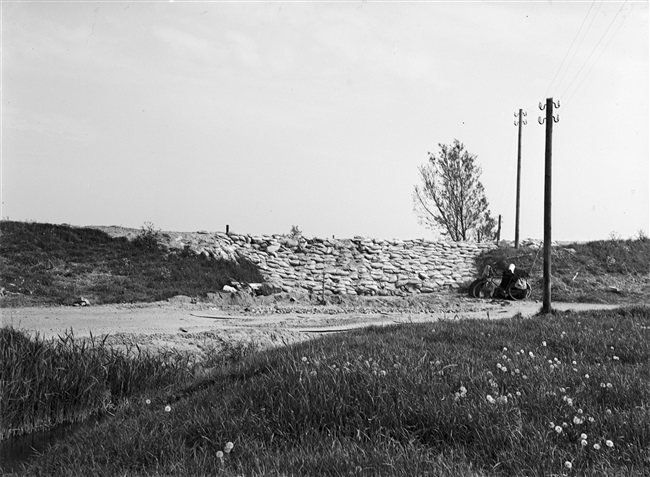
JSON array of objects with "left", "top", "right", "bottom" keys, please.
[{"left": 2, "top": 292, "right": 627, "bottom": 360}]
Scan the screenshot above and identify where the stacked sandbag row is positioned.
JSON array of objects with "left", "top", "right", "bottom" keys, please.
[{"left": 164, "top": 232, "right": 494, "bottom": 296}]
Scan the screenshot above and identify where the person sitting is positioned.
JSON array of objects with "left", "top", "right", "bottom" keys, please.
[{"left": 500, "top": 263, "right": 516, "bottom": 289}]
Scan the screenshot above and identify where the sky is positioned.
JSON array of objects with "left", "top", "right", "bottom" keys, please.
[{"left": 1, "top": 0, "right": 648, "bottom": 242}]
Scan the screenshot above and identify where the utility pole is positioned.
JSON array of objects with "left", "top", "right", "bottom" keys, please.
[
  {"left": 538, "top": 98, "right": 560, "bottom": 314},
  {"left": 513, "top": 109, "right": 527, "bottom": 249}
]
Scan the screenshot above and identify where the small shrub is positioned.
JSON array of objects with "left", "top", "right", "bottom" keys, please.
[
  {"left": 132, "top": 222, "right": 162, "bottom": 250},
  {"left": 289, "top": 225, "right": 303, "bottom": 240}
]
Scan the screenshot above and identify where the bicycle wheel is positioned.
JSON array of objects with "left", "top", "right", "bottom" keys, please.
[
  {"left": 507, "top": 282, "right": 531, "bottom": 301},
  {"left": 467, "top": 278, "right": 483, "bottom": 298},
  {"left": 474, "top": 280, "right": 497, "bottom": 299}
]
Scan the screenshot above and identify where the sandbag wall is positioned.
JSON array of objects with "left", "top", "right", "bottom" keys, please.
[{"left": 168, "top": 232, "right": 494, "bottom": 296}]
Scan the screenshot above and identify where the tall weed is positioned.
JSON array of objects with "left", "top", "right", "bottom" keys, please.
[{"left": 0, "top": 327, "right": 198, "bottom": 440}]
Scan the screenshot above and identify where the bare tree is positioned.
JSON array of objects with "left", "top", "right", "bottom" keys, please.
[{"left": 413, "top": 139, "right": 496, "bottom": 242}]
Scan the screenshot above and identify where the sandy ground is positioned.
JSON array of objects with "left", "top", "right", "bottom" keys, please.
[{"left": 1, "top": 294, "right": 627, "bottom": 360}]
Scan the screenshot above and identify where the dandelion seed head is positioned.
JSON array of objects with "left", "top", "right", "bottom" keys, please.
[
  {"left": 225, "top": 442, "right": 234, "bottom": 453},
  {"left": 607, "top": 383, "right": 613, "bottom": 388},
  {"left": 217, "top": 450, "right": 224, "bottom": 459},
  {"left": 564, "top": 461, "right": 572, "bottom": 469},
  {"left": 555, "top": 426, "right": 563, "bottom": 434},
  {"left": 580, "top": 433, "right": 588, "bottom": 440},
  {"left": 581, "top": 439, "right": 588, "bottom": 446},
  {"left": 588, "top": 417, "right": 595, "bottom": 423},
  {"left": 606, "top": 409, "right": 612, "bottom": 415},
  {"left": 542, "top": 341, "right": 547, "bottom": 346},
  {"left": 584, "top": 374, "right": 590, "bottom": 379},
  {"left": 301, "top": 356, "right": 308, "bottom": 362},
  {"left": 145, "top": 399, "right": 151, "bottom": 405},
  {"left": 606, "top": 440, "right": 614, "bottom": 448},
  {"left": 593, "top": 443, "right": 601, "bottom": 450},
  {"left": 164, "top": 405, "right": 171, "bottom": 412},
  {"left": 529, "top": 351, "right": 534, "bottom": 358}
]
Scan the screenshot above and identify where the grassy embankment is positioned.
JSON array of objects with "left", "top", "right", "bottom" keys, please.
[
  {"left": 474, "top": 237, "right": 650, "bottom": 304},
  {"left": 3, "top": 307, "right": 649, "bottom": 476},
  {"left": 0, "top": 220, "right": 264, "bottom": 307}
]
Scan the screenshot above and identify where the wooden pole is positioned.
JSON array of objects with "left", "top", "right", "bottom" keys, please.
[
  {"left": 497, "top": 214, "right": 501, "bottom": 246},
  {"left": 515, "top": 109, "right": 525, "bottom": 249},
  {"left": 542, "top": 98, "right": 555, "bottom": 314}
]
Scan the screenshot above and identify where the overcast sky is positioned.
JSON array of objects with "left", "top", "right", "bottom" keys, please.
[{"left": 2, "top": 0, "right": 648, "bottom": 241}]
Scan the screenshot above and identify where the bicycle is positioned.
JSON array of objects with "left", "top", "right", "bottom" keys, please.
[{"left": 468, "top": 265, "right": 532, "bottom": 301}]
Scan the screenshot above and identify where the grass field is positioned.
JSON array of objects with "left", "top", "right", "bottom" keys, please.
[{"left": 4, "top": 306, "right": 649, "bottom": 476}]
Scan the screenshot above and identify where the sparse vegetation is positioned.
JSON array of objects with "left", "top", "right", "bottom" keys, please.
[
  {"left": 5, "top": 307, "right": 649, "bottom": 476},
  {"left": 0, "top": 221, "right": 264, "bottom": 307}
]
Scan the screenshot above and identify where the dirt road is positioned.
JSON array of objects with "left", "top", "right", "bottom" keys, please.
[{"left": 2, "top": 294, "right": 626, "bottom": 359}]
